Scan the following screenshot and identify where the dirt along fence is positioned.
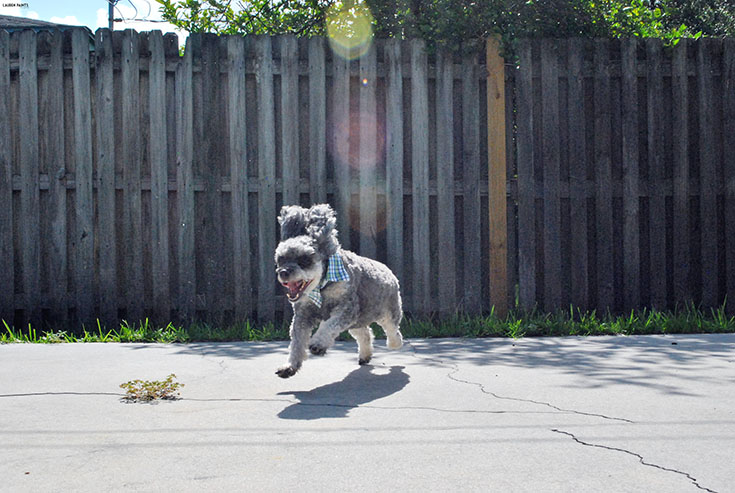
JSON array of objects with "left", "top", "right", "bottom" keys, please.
[{"left": 0, "top": 28, "right": 733, "bottom": 329}]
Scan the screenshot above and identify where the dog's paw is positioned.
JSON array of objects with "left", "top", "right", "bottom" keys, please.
[
  {"left": 309, "top": 344, "right": 327, "bottom": 356},
  {"left": 276, "top": 365, "right": 298, "bottom": 378},
  {"left": 358, "top": 356, "right": 371, "bottom": 366}
]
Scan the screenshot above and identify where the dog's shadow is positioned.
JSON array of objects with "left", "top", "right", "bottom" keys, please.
[{"left": 277, "top": 365, "right": 409, "bottom": 420}]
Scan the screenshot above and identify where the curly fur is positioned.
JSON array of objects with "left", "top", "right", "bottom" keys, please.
[{"left": 274, "top": 204, "right": 403, "bottom": 378}]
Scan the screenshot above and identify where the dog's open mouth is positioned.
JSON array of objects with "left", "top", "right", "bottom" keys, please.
[{"left": 282, "top": 279, "right": 313, "bottom": 301}]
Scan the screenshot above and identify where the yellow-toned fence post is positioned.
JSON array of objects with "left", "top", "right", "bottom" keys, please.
[{"left": 487, "top": 37, "right": 509, "bottom": 317}]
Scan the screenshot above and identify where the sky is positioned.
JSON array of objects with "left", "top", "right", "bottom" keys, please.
[{"left": 0, "top": 0, "right": 186, "bottom": 39}]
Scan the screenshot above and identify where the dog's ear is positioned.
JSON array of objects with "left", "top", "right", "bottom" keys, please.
[
  {"left": 306, "top": 203, "right": 339, "bottom": 255},
  {"left": 278, "top": 205, "right": 308, "bottom": 240}
]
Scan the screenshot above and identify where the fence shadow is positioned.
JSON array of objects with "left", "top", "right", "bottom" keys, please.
[
  {"left": 407, "top": 334, "right": 735, "bottom": 396},
  {"left": 277, "top": 365, "right": 410, "bottom": 420}
]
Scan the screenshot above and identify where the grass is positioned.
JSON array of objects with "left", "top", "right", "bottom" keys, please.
[{"left": 1, "top": 303, "right": 734, "bottom": 344}]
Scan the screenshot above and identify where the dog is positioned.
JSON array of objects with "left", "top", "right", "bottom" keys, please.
[{"left": 274, "top": 203, "right": 404, "bottom": 378}]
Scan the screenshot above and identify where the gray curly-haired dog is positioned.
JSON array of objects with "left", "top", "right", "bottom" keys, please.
[{"left": 274, "top": 203, "right": 403, "bottom": 378}]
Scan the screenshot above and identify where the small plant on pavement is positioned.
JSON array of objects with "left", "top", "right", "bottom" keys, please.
[{"left": 120, "top": 374, "right": 184, "bottom": 403}]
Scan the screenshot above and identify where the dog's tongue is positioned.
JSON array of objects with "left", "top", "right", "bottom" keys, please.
[{"left": 285, "top": 281, "right": 301, "bottom": 297}]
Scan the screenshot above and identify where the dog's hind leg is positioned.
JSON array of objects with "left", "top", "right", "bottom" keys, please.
[
  {"left": 349, "top": 327, "right": 374, "bottom": 365},
  {"left": 379, "top": 314, "right": 403, "bottom": 350}
]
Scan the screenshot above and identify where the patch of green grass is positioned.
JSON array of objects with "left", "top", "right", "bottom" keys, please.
[{"left": 1, "top": 302, "right": 734, "bottom": 344}]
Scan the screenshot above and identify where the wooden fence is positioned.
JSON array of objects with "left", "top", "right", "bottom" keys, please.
[
  {"left": 2, "top": 29, "right": 734, "bottom": 330},
  {"left": 512, "top": 38, "right": 735, "bottom": 314},
  {"left": 0, "top": 28, "right": 493, "bottom": 328}
]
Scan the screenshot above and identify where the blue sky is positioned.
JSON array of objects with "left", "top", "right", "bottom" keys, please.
[{"left": 0, "top": 0, "right": 185, "bottom": 36}]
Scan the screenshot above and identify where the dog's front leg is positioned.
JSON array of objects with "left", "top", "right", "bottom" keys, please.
[
  {"left": 308, "top": 307, "right": 356, "bottom": 356},
  {"left": 276, "top": 315, "right": 313, "bottom": 378}
]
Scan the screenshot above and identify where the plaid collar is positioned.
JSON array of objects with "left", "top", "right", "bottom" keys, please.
[{"left": 307, "top": 253, "right": 350, "bottom": 307}]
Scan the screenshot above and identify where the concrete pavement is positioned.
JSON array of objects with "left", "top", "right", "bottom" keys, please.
[{"left": 1, "top": 334, "right": 734, "bottom": 492}]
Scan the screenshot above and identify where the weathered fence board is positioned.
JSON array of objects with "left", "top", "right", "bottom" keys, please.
[
  {"left": 359, "top": 42, "right": 377, "bottom": 259},
  {"left": 725, "top": 39, "right": 735, "bottom": 315},
  {"left": 0, "top": 30, "right": 12, "bottom": 324},
  {"left": 647, "top": 39, "right": 666, "bottom": 308},
  {"left": 384, "top": 38, "right": 404, "bottom": 287},
  {"left": 516, "top": 39, "right": 536, "bottom": 311},
  {"left": 672, "top": 39, "right": 690, "bottom": 305},
  {"left": 175, "top": 36, "right": 195, "bottom": 321},
  {"left": 121, "top": 29, "right": 144, "bottom": 322},
  {"left": 19, "top": 30, "right": 40, "bottom": 322},
  {"left": 621, "top": 38, "right": 640, "bottom": 310},
  {"left": 487, "top": 37, "right": 508, "bottom": 316},
  {"left": 436, "top": 48, "right": 456, "bottom": 315},
  {"left": 567, "top": 38, "right": 589, "bottom": 310},
  {"left": 410, "top": 39, "right": 430, "bottom": 315},
  {"left": 71, "top": 29, "right": 94, "bottom": 324},
  {"left": 331, "top": 47, "right": 351, "bottom": 251},
  {"left": 281, "top": 35, "right": 299, "bottom": 207},
  {"left": 594, "top": 39, "right": 614, "bottom": 312},
  {"left": 255, "top": 35, "right": 276, "bottom": 322},
  {"left": 461, "top": 51, "right": 481, "bottom": 315},
  {"left": 149, "top": 31, "right": 170, "bottom": 324},
  {"left": 308, "top": 37, "right": 326, "bottom": 204},
  {"left": 95, "top": 29, "right": 116, "bottom": 325},
  {"left": 541, "top": 40, "right": 561, "bottom": 312},
  {"left": 227, "top": 35, "right": 251, "bottom": 321},
  {"left": 698, "top": 39, "right": 718, "bottom": 308}
]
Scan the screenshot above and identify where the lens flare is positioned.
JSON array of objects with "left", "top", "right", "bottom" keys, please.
[{"left": 326, "top": 0, "right": 374, "bottom": 61}]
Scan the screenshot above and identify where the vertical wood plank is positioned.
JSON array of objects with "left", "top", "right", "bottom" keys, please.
[
  {"left": 594, "top": 39, "right": 614, "bottom": 312},
  {"left": 724, "top": 39, "right": 735, "bottom": 314},
  {"left": 227, "top": 35, "right": 251, "bottom": 321},
  {"left": 621, "top": 38, "right": 641, "bottom": 310},
  {"left": 95, "top": 29, "right": 116, "bottom": 326},
  {"left": 281, "top": 35, "right": 299, "bottom": 206},
  {"left": 72, "top": 29, "right": 94, "bottom": 326},
  {"left": 436, "top": 48, "right": 456, "bottom": 314},
  {"left": 567, "top": 38, "right": 588, "bottom": 310},
  {"left": 672, "top": 39, "right": 690, "bottom": 305},
  {"left": 121, "top": 29, "right": 143, "bottom": 323},
  {"left": 540, "top": 40, "right": 561, "bottom": 311},
  {"left": 698, "top": 39, "right": 718, "bottom": 307},
  {"left": 516, "top": 39, "right": 536, "bottom": 310},
  {"left": 331, "top": 50, "right": 351, "bottom": 250},
  {"left": 359, "top": 42, "right": 377, "bottom": 258},
  {"left": 19, "top": 30, "right": 40, "bottom": 323},
  {"left": 149, "top": 31, "right": 170, "bottom": 323},
  {"left": 308, "top": 37, "right": 326, "bottom": 204},
  {"left": 201, "top": 34, "right": 224, "bottom": 323},
  {"left": 410, "top": 39, "right": 430, "bottom": 315},
  {"left": 46, "top": 30, "right": 67, "bottom": 325},
  {"left": 647, "top": 38, "right": 666, "bottom": 308},
  {"left": 385, "top": 39, "right": 404, "bottom": 287},
  {"left": 0, "top": 30, "right": 12, "bottom": 324},
  {"left": 256, "top": 36, "right": 276, "bottom": 321},
  {"left": 487, "top": 37, "right": 508, "bottom": 317},
  {"left": 176, "top": 37, "right": 195, "bottom": 322},
  {"left": 462, "top": 51, "right": 481, "bottom": 314}
]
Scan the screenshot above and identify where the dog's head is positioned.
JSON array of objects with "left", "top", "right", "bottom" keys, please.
[{"left": 275, "top": 204, "right": 340, "bottom": 302}]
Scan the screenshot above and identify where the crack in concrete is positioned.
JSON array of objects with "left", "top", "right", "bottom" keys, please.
[
  {"left": 551, "top": 428, "right": 718, "bottom": 493},
  {"left": 403, "top": 340, "right": 634, "bottom": 423}
]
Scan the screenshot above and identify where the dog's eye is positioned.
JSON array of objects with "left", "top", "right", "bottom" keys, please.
[{"left": 296, "top": 256, "right": 312, "bottom": 268}]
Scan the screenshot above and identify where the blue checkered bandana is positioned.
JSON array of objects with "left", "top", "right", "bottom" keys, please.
[{"left": 307, "top": 253, "right": 350, "bottom": 307}]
